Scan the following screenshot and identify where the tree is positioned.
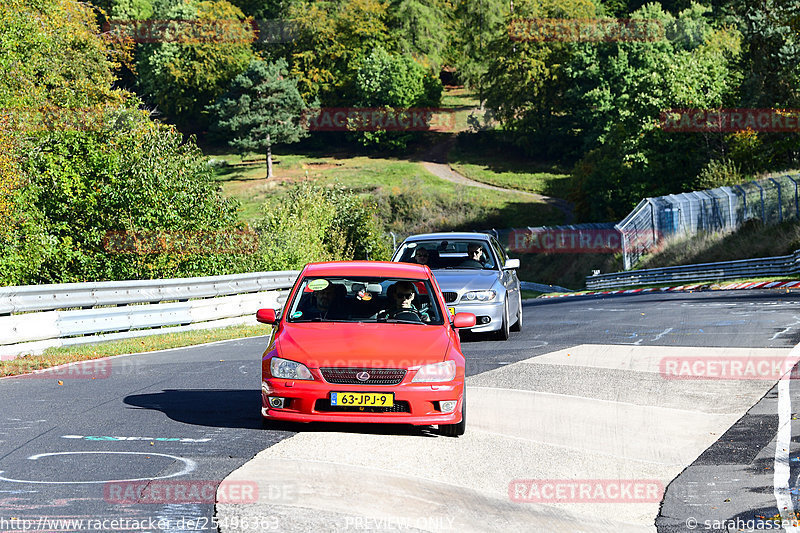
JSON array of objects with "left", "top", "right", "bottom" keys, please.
[
  {"left": 283, "top": 0, "right": 392, "bottom": 105},
  {"left": 564, "top": 3, "right": 743, "bottom": 220},
  {"left": 135, "top": 0, "right": 257, "bottom": 130},
  {"left": 387, "top": 0, "right": 452, "bottom": 70},
  {"left": 207, "top": 58, "right": 310, "bottom": 178},
  {"left": 0, "top": 0, "right": 255, "bottom": 285},
  {"left": 350, "top": 45, "right": 442, "bottom": 149},
  {"left": 482, "top": 0, "right": 598, "bottom": 157},
  {"left": 449, "top": 0, "right": 507, "bottom": 95}
]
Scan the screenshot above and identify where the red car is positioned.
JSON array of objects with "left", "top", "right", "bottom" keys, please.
[{"left": 256, "top": 261, "right": 476, "bottom": 436}]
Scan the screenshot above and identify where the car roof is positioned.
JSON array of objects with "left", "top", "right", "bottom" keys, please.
[
  {"left": 401, "top": 232, "right": 493, "bottom": 242},
  {"left": 302, "top": 261, "right": 431, "bottom": 280}
]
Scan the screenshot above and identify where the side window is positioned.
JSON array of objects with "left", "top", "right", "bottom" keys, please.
[{"left": 491, "top": 238, "right": 507, "bottom": 265}]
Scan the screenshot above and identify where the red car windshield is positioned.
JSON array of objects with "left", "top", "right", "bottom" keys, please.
[{"left": 285, "top": 277, "right": 445, "bottom": 325}]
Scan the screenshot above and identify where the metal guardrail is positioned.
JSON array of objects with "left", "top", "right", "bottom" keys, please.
[
  {"left": 0, "top": 271, "right": 299, "bottom": 314},
  {"left": 586, "top": 250, "right": 800, "bottom": 290},
  {"left": 1, "top": 271, "right": 300, "bottom": 357},
  {"left": 520, "top": 281, "right": 571, "bottom": 294}
]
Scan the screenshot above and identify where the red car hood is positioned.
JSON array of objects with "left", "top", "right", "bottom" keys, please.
[{"left": 277, "top": 322, "right": 451, "bottom": 368}]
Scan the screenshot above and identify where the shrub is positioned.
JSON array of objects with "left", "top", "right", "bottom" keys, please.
[{"left": 255, "top": 182, "right": 391, "bottom": 270}]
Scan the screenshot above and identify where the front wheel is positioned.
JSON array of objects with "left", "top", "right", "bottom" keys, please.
[
  {"left": 440, "top": 388, "right": 466, "bottom": 437},
  {"left": 510, "top": 297, "right": 523, "bottom": 332},
  {"left": 493, "top": 301, "right": 510, "bottom": 341}
]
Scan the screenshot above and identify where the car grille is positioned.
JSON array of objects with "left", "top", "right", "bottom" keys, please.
[
  {"left": 442, "top": 292, "right": 458, "bottom": 303},
  {"left": 315, "top": 399, "right": 411, "bottom": 413},
  {"left": 320, "top": 368, "right": 407, "bottom": 385}
]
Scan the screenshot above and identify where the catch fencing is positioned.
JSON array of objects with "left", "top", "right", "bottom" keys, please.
[{"left": 618, "top": 173, "right": 800, "bottom": 269}]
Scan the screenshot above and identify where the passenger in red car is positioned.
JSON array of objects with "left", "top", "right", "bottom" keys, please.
[{"left": 306, "top": 283, "right": 346, "bottom": 319}]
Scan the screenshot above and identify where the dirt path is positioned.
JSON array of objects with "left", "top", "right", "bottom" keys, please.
[{"left": 419, "top": 137, "right": 575, "bottom": 223}]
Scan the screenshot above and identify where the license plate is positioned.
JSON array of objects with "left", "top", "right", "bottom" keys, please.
[
  {"left": 448, "top": 307, "right": 455, "bottom": 316},
  {"left": 331, "top": 392, "right": 394, "bottom": 407}
]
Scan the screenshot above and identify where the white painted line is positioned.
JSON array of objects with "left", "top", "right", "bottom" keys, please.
[
  {"left": 771, "top": 317, "right": 800, "bottom": 341},
  {"left": 652, "top": 328, "right": 673, "bottom": 342},
  {"left": 0, "top": 451, "right": 196, "bottom": 484},
  {"left": 774, "top": 344, "right": 800, "bottom": 532}
]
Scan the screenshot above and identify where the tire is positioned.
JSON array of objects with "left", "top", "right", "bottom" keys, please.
[
  {"left": 440, "top": 387, "right": 466, "bottom": 437},
  {"left": 493, "top": 301, "right": 510, "bottom": 341},
  {"left": 510, "top": 297, "right": 523, "bottom": 332}
]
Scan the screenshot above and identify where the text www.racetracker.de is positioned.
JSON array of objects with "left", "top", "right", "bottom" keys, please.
[{"left": 0, "top": 515, "right": 279, "bottom": 531}]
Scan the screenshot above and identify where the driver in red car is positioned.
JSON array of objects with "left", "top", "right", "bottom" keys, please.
[{"left": 377, "top": 281, "right": 431, "bottom": 322}]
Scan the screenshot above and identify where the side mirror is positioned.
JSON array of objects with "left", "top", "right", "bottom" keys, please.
[
  {"left": 504, "top": 258, "right": 520, "bottom": 270},
  {"left": 256, "top": 309, "right": 277, "bottom": 324},
  {"left": 453, "top": 312, "right": 476, "bottom": 329}
]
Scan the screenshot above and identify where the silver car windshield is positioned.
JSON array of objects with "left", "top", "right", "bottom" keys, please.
[
  {"left": 396, "top": 240, "right": 498, "bottom": 270},
  {"left": 286, "top": 276, "right": 445, "bottom": 325}
]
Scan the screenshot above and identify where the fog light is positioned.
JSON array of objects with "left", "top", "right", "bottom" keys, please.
[
  {"left": 440, "top": 400, "right": 458, "bottom": 413},
  {"left": 478, "top": 316, "right": 491, "bottom": 324},
  {"left": 269, "top": 397, "right": 285, "bottom": 408}
]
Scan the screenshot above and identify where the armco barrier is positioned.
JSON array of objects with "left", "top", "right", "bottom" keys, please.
[
  {"left": 0, "top": 271, "right": 299, "bottom": 358},
  {"left": 586, "top": 250, "right": 800, "bottom": 290}
]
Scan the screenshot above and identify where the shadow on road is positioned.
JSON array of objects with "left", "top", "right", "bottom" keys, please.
[{"left": 124, "top": 389, "right": 440, "bottom": 437}]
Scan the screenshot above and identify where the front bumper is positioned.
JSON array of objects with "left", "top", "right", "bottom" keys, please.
[
  {"left": 448, "top": 300, "right": 505, "bottom": 332},
  {"left": 261, "top": 378, "right": 463, "bottom": 425}
]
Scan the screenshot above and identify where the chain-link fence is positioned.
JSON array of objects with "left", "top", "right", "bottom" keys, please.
[{"left": 617, "top": 173, "right": 800, "bottom": 269}]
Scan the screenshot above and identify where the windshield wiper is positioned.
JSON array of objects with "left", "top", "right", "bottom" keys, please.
[
  {"left": 290, "top": 318, "right": 351, "bottom": 323},
  {"left": 377, "top": 318, "right": 426, "bottom": 325}
]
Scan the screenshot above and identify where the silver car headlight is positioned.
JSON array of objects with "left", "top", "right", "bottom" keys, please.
[
  {"left": 461, "top": 290, "right": 497, "bottom": 303},
  {"left": 270, "top": 357, "right": 313, "bottom": 380}
]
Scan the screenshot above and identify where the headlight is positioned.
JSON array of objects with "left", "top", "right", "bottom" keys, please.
[
  {"left": 412, "top": 360, "right": 456, "bottom": 383},
  {"left": 270, "top": 357, "right": 313, "bottom": 380},
  {"left": 461, "top": 290, "right": 496, "bottom": 302}
]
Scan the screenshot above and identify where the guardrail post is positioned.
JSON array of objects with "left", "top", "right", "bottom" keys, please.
[
  {"left": 787, "top": 175, "right": 799, "bottom": 220},
  {"left": 734, "top": 185, "right": 747, "bottom": 221},
  {"left": 769, "top": 178, "right": 783, "bottom": 222},
  {"left": 751, "top": 181, "right": 765, "bottom": 222}
]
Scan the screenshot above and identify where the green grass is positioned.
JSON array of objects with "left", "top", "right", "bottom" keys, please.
[
  {"left": 440, "top": 88, "right": 480, "bottom": 110},
  {"left": 438, "top": 88, "right": 494, "bottom": 132},
  {"left": 449, "top": 143, "right": 574, "bottom": 199},
  {"left": 1, "top": 324, "right": 270, "bottom": 377},
  {"left": 209, "top": 148, "right": 565, "bottom": 235}
]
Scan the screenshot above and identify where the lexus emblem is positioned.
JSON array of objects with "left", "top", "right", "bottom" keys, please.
[{"left": 356, "top": 371, "right": 370, "bottom": 382}]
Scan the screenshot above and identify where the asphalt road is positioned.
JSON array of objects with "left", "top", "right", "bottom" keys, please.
[{"left": 1, "top": 290, "right": 800, "bottom": 532}]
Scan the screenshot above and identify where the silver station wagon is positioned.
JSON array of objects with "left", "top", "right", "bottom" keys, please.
[{"left": 391, "top": 232, "right": 522, "bottom": 340}]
